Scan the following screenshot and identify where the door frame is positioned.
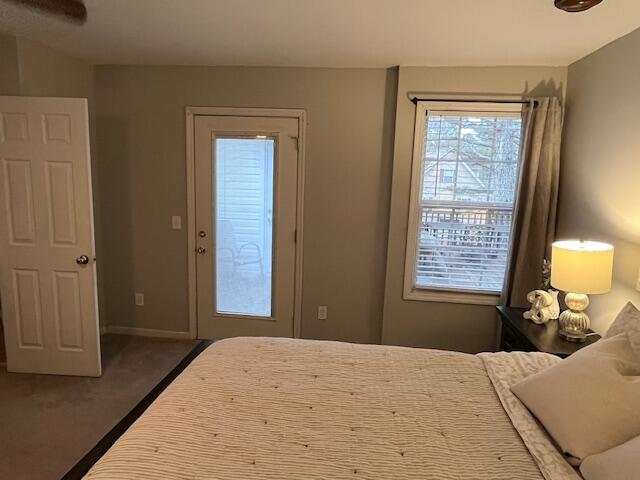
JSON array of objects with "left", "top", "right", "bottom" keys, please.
[{"left": 185, "top": 106, "right": 306, "bottom": 340}]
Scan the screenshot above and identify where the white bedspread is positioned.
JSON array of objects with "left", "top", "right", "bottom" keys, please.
[
  {"left": 85, "top": 337, "right": 570, "bottom": 480},
  {"left": 479, "top": 352, "right": 582, "bottom": 480}
]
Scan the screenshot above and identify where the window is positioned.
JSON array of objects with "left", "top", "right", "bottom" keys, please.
[
  {"left": 439, "top": 165, "right": 455, "bottom": 184},
  {"left": 404, "top": 101, "right": 524, "bottom": 304}
]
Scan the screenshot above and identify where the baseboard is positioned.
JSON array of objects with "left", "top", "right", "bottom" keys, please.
[{"left": 105, "top": 325, "right": 192, "bottom": 340}]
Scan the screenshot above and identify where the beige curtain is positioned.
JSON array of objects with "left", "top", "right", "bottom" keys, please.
[{"left": 503, "top": 97, "right": 563, "bottom": 306}]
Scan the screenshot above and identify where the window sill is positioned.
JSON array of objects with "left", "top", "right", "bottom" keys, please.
[{"left": 403, "top": 288, "right": 500, "bottom": 306}]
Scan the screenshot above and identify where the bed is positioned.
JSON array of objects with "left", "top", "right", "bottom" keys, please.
[{"left": 83, "top": 337, "right": 579, "bottom": 480}]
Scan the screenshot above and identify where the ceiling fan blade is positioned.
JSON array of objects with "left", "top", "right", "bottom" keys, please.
[
  {"left": 554, "top": 0, "right": 603, "bottom": 12},
  {"left": 4, "top": 0, "right": 87, "bottom": 23}
]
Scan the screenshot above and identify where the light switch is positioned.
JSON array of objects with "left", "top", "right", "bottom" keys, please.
[
  {"left": 135, "top": 293, "right": 144, "bottom": 306},
  {"left": 171, "top": 215, "right": 182, "bottom": 230},
  {"left": 318, "top": 305, "right": 328, "bottom": 320}
]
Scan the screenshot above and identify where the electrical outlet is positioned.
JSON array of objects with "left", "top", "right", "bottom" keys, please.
[
  {"left": 135, "top": 293, "right": 144, "bottom": 306},
  {"left": 317, "top": 305, "right": 328, "bottom": 320},
  {"left": 171, "top": 215, "right": 182, "bottom": 230}
]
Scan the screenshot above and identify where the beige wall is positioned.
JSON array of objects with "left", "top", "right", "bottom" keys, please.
[
  {"left": 3, "top": 30, "right": 639, "bottom": 347},
  {"left": 94, "top": 65, "right": 397, "bottom": 341},
  {"left": 557, "top": 28, "right": 640, "bottom": 334},
  {"left": 381, "top": 66, "right": 567, "bottom": 353},
  {"left": 15, "top": 37, "right": 94, "bottom": 100},
  {"left": 0, "top": 33, "right": 20, "bottom": 95}
]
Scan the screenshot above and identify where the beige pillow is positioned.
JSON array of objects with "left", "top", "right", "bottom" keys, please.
[
  {"left": 606, "top": 302, "right": 640, "bottom": 354},
  {"left": 581, "top": 435, "right": 640, "bottom": 480},
  {"left": 511, "top": 334, "right": 640, "bottom": 462}
]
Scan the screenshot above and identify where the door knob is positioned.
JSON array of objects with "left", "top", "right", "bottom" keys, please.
[
  {"left": 76, "top": 255, "right": 90, "bottom": 265},
  {"left": 196, "top": 247, "right": 207, "bottom": 254}
]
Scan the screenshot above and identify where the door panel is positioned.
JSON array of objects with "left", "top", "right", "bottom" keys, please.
[
  {"left": 46, "top": 161, "right": 78, "bottom": 245},
  {"left": 1, "top": 113, "right": 29, "bottom": 142},
  {"left": 195, "top": 115, "right": 298, "bottom": 339},
  {"left": 3, "top": 159, "right": 36, "bottom": 244},
  {"left": 52, "top": 271, "right": 84, "bottom": 350},
  {"left": 0, "top": 96, "right": 101, "bottom": 376},
  {"left": 13, "top": 269, "right": 43, "bottom": 348},
  {"left": 42, "top": 114, "right": 72, "bottom": 144}
]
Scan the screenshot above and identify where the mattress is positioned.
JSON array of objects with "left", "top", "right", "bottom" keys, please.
[{"left": 84, "top": 337, "right": 576, "bottom": 480}]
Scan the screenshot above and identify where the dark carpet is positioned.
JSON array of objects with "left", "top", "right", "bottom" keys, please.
[{"left": 0, "top": 333, "right": 199, "bottom": 480}]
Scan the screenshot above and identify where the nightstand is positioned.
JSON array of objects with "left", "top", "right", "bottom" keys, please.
[{"left": 496, "top": 305, "right": 601, "bottom": 358}]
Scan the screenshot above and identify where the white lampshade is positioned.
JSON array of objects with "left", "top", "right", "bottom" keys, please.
[{"left": 551, "top": 240, "right": 614, "bottom": 294}]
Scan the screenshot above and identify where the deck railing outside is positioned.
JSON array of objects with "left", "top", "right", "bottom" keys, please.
[{"left": 416, "top": 202, "right": 513, "bottom": 292}]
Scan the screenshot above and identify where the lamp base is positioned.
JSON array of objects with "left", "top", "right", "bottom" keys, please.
[
  {"left": 558, "top": 293, "right": 590, "bottom": 343},
  {"left": 558, "top": 328, "right": 587, "bottom": 343}
]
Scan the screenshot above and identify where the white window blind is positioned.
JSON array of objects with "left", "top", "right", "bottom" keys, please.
[{"left": 406, "top": 102, "right": 524, "bottom": 298}]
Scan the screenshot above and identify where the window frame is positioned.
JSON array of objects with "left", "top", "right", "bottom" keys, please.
[{"left": 403, "top": 101, "right": 525, "bottom": 306}]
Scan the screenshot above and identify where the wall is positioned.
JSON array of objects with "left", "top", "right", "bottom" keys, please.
[
  {"left": 15, "top": 37, "right": 94, "bottom": 99},
  {"left": 382, "top": 66, "right": 567, "bottom": 353},
  {"left": 557, "top": 28, "right": 640, "bottom": 334},
  {"left": 4, "top": 30, "right": 639, "bottom": 347},
  {"left": 94, "top": 65, "right": 397, "bottom": 342},
  {"left": 0, "top": 33, "right": 19, "bottom": 95}
]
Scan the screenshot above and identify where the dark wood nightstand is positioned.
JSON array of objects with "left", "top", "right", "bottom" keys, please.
[{"left": 497, "top": 306, "right": 601, "bottom": 358}]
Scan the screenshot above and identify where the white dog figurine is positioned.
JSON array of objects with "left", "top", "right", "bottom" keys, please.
[{"left": 523, "top": 290, "right": 559, "bottom": 324}]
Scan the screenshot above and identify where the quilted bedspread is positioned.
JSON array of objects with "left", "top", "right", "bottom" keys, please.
[{"left": 85, "top": 337, "right": 549, "bottom": 480}]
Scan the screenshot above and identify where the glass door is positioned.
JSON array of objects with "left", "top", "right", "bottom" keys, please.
[{"left": 194, "top": 115, "right": 298, "bottom": 339}]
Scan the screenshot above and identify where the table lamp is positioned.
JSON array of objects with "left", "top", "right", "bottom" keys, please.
[{"left": 550, "top": 240, "right": 614, "bottom": 342}]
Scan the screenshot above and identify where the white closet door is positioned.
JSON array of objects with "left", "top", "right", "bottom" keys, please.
[{"left": 0, "top": 96, "right": 101, "bottom": 376}]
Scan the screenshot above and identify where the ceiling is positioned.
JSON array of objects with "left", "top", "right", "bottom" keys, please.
[{"left": 1, "top": 0, "right": 640, "bottom": 67}]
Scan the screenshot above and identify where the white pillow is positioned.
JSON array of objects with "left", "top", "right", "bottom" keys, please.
[
  {"left": 581, "top": 435, "right": 640, "bottom": 480},
  {"left": 511, "top": 334, "right": 640, "bottom": 462},
  {"left": 606, "top": 302, "right": 640, "bottom": 354}
]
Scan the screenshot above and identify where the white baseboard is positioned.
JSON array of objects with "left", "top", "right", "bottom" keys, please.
[{"left": 105, "top": 325, "right": 192, "bottom": 340}]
